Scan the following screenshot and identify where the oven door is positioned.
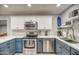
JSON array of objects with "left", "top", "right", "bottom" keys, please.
[{"left": 24, "top": 39, "right": 35, "bottom": 49}]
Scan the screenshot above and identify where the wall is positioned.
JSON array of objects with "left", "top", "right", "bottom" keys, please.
[
  {"left": 61, "top": 4, "right": 79, "bottom": 41},
  {"left": 61, "top": 4, "right": 79, "bottom": 24},
  {"left": 0, "top": 15, "right": 58, "bottom": 36},
  {"left": 10, "top": 15, "right": 58, "bottom": 36}
]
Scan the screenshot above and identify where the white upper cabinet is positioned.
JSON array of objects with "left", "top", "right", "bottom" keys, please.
[
  {"left": 37, "top": 16, "right": 52, "bottom": 29},
  {"left": 11, "top": 16, "right": 52, "bottom": 30},
  {"left": 11, "top": 16, "right": 25, "bottom": 30}
]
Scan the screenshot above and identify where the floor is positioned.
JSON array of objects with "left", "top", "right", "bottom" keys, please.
[{"left": 15, "top": 52, "right": 56, "bottom": 55}]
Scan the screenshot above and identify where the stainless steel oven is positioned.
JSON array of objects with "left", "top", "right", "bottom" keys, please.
[
  {"left": 23, "top": 38, "right": 37, "bottom": 55},
  {"left": 24, "top": 39, "right": 35, "bottom": 49},
  {"left": 23, "top": 21, "right": 38, "bottom": 54}
]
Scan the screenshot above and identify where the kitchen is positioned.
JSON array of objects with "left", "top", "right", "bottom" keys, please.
[{"left": 0, "top": 4, "right": 79, "bottom": 55}]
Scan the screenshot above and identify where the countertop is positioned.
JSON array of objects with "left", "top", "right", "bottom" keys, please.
[
  {"left": 0, "top": 36, "right": 54, "bottom": 43},
  {"left": 0, "top": 36, "right": 23, "bottom": 43},
  {"left": 37, "top": 36, "right": 54, "bottom": 38},
  {"left": 0, "top": 35, "right": 79, "bottom": 51}
]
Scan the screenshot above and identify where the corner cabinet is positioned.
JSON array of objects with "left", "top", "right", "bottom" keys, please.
[
  {"left": 0, "top": 41, "right": 10, "bottom": 55},
  {"left": 15, "top": 38, "right": 23, "bottom": 53},
  {"left": 55, "top": 39, "right": 70, "bottom": 55},
  {"left": 11, "top": 16, "right": 25, "bottom": 30}
]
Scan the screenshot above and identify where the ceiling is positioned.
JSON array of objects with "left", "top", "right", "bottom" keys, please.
[{"left": 0, "top": 4, "right": 72, "bottom": 15}]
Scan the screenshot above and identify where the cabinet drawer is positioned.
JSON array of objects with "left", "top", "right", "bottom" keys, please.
[
  {"left": 10, "top": 42, "right": 15, "bottom": 46},
  {"left": 62, "top": 47, "right": 70, "bottom": 55},
  {"left": 0, "top": 42, "right": 9, "bottom": 48}
]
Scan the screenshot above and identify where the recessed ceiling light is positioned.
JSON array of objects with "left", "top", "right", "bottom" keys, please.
[
  {"left": 56, "top": 4, "right": 61, "bottom": 7},
  {"left": 3, "top": 4, "right": 8, "bottom": 8},
  {"left": 27, "top": 4, "right": 32, "bottom": 7}
]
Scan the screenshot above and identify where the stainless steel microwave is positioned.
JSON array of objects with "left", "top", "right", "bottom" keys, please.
[{"left": 24, "top": 21, "right": 38, "bottom": 30}]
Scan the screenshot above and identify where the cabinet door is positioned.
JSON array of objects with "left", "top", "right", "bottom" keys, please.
[
  {"left": 62, "top": 47, "right": 70, "bottom": 55},
  {"left": 0, "top": 41, "right": 10, "bottom": 55},
  {"left": 71, "top": 48, "right": 79, "bottom": 55},
  {"left": 0, "top": 47, "right": 9, "bottom": 55},
  {"left": 56, "top": 43, "right": 62, "bottom": 55},
  {"left": 15, "top": 38, "right": 23, "bottom": 53},
  {"left": 56, "top": 39, "right": 71, "bottom": 55},
  {"left": 9, "top": 39, "right": 15, "bottom": 55},
  {"left": 11, "top": 16, "right": 25, "bottom": 29},
  {"left": 37, "top": 39, "right": 43, "bottom": 53},
  {"left": 36, "top": 16, "right": 52, "bottom": 29}
]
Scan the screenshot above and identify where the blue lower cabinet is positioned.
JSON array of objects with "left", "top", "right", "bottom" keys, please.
[
  {"left": 37, "top": 39, "right": 43, "bottom": 53},
  {"left": 15, "top": 38, "right": 23, "bottom": 53},
  {"left": 56, "top": 42, "right": 62, "bottom": 55},
  {"left": 0, "top": 38, "right": 23, "bottom": 55},
  {"left": 9, "top": 39, "right": 15, "bottom": 55},
  {"left": 0, "top": 41, "right": 10, "bottom": 55},
  {"left": 0, "top": 39, "right": 16, "bottom": 55},
  {"left": 71, "top": 48, "right": 79, "bottom": 55},
  {"left": 62, "top": 47, "right": 70, "bottom": 55},
  {"left": 55, "top": 39, "right": 70, "bottom": 55}
]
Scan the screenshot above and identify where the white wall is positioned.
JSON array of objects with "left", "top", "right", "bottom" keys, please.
[
  {"left": 11, "top": 15, "right": 58, "bottom": 36},
  {"left": 0, "top": 15, "right": 58, "bottom": 36},
  {"left": 61, "top": 4, "right": 79, "bottom": 41},
  {"left": 61, "top": 4, "right": 79, "bottom": 24}
]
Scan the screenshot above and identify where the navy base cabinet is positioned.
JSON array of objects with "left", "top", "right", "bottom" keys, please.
[
  {"left": 0, "top": 39, "right": 15, "bottom": 55},
  {"left": 0, "top": 41, "right": 10, "bottom": 55},
  {"left": 15, "top": 38, "right": 23, "bottom": 53},
  {"left": 0, "top": 38, "right": 23, "bottom": 55},
  {"left": 9, "top": 39, "right": 15, "bottom": 55},
  {"left": 71, "top": 48, "right": 79, "bottom": 55},
  {"left": 55, "top": 39, "right": 70, "bottom": 55},
  {"left": 37, "top": 39, "right": 43, "bottom": 53}
]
